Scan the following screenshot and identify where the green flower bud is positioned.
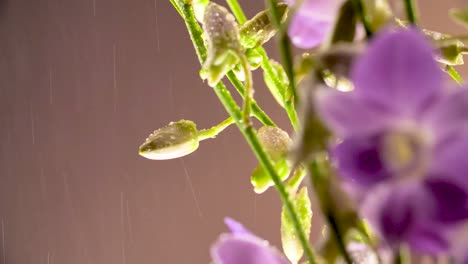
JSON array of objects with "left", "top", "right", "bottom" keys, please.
[
  {"left": 361, "top": 0, "right": 392, "bottom": 32},
  {"left": 437, "top": 39, "right": 465, "bottom": 66},
  {"left": 258, "top": 126, "right": 292, "bottom": 160},
  {"left": 200, "top": 2, "right": 242, "bottom": 87},
  {"left": 264, "top": 59, "right": 289, "bottom": 108},
  {"left": 139, "top": 120, "right": 199, "bottom": 160},
  {"left": 251, "top": 126, "right": 292, "bottom": 193},
  {"left": 281, "top": 187, "right": 312, "bottom": 264},
  {"left": 239, "top": 3, "right": 288, "bottom": 49},
  {"left": 423, "top": 29, "right": 466, "bottom": 66}
]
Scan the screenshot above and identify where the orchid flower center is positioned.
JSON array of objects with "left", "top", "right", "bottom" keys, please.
[{"left": 381, "top": 128, "right": 430, "bottom": 179}]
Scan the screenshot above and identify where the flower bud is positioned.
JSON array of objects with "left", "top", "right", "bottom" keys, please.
[
  {"left": 251, "top": 126, "right": 292, "bottom": 193},
  {"left": 239, "top": 3, "right": 288, "bottom": 49},
  {"left": 139, "top": 120, "right": 199, "bottom": 160},
  {"left": 361, "top": 0, "right": 392, "bottom": 32},
  {"left": 200, "top": 2, "right": 242, "bottom": 87},
  {"left": 258, "top": 126, "right": 292, "bottom": 160},
  {"left": 437, "top": 39, "right": 465, "bottom": 66},
  {"left": 423, "top": 29, "right": 466, "bottom": 66}
]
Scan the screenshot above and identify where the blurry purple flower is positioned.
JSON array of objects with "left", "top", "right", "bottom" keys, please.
[
  {"left": 211, "top": 218, "right": 290, "bottom": 264},
  {"left": 285, "top": 0, "right": 344, "bottom": 48},
  {"left": 316, "top": 28, "right": 468, "bottom": 253}
]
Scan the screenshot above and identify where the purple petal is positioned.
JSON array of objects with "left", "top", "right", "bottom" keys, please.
[
  {"left": 332, "top": 134, "right": 391, "bottom": 187},
  {"left": 316, "top": 89, "right": 394, "bottom": 137},
  {"left": 406, "top": 225, "right": 449, "bottom": 253},
  {"left": 431, "top": 133, "right": 468, "bottom": 188},
  {"left": 351, "top": 29, "right": 443, "bottom": 115},
  {"left": 293, "top": 0, "right": 344, "bottom": 17},
  {"left": 224, "top": 218, "right": 252, "bottom": 235},
  {"left": 424, "top": 179, "right": 468, "bottom": 223},
  {"left": 286, "top": 0, "right": 344, "bottom": 48},
  {"left": 288, "top": 13, "right": 331, "bottom": 49},
  {"left": 423, "top": 87, "right": 468, "bottom": 138},
  {"left": 361, "top": 183, "right": 446, "bottom": 253},
  {"left": 211, "top": 234, "right": 290, "bottom": 264}
]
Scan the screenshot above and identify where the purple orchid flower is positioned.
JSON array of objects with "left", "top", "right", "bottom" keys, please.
[
  {"left": 316, "top": 28, "right": 468, "bottom": 254},
  {"left": 211, "top": 218, "right": 290, "bottom": 264},
  {"left": 285, "top": 0, "right": 344, "bottom": 48}
]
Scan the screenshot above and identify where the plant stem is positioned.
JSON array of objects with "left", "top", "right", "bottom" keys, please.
[
  {"left": 173, "top": 1, "right": 317, "bottom": 263},
  {"left": 239, "top": 54, "right": 254, "bottom": 126},
  {"left": 226, "top": 72, "right": 277, "bottom": 126},
  {"left": 171, "top": 0, "right": 275, "bottom": 127},
  {"left": 394, "top": 249, "right": 403, "bottom": 264},
  {"left": 198, "top": 117, "right": 235, "bottom": 141},
  {"left": 225, "top": 0, "right": 299, "bottom": 130},
  {"left": 446, "top": 65, "right": 464, "bottom": 84},
  {"left": 351, "top": 0, "right": 373, "bottom": 37},
  {"left": 403, "top": 0, "right": 418, "bottom": 24},
  {"left": 265, "top": 0, "right": 298, "bottom": 107},
  {"left": 308, "top": 160, "right": 353, "bottom": 264},
  {"left": 225, "top": 0, "right": 247, "bottom": 23},
  {"left": 258, "top": 49, "right": 299, "bottom": 131}
]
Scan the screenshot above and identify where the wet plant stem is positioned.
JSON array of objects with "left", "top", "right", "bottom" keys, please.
[
  {"left": 265, "top": 0, "right": 298, "bottom": 108},
  {"left": 403, "top": 0, "right": 418, "bottom": 24},
  {"left": 169, "top": 0, "right": 275, "bottom": 127},
  {"left": 308, "top": 160, "right": 353, "bottom": 264},
  {"left": 198, "top": 117, "right": 235, "bottom": 141},
  {"left": 171, "top": 2, "right": 318, "bottom": 263},
  {"left": 225, "top": 0, "right": 299, "bottom": 131},
  {"left": 226, "top": 72, "right": 276, "bottom": 126}
]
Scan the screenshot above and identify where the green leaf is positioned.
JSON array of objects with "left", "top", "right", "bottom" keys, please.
[
  {"left": 139, "top": 120, "right": 199, "bottom": 160},
  {"left": 251, "top": 159, "right": 290, "bottom": 193},
  {"left": 450, "top": 8, "right": 468, "bottom": 29},
  {"left": 281, "top": 187, "right": 312, "bottom": 264},
  {"left": 264, "top": 60, "right": 289, "bottom": 108}
]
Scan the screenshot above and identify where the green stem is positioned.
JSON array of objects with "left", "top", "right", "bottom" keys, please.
[
  {"left": 174, "top": 2, "right": 317, "bottom": 264},
  {"left": 226, "top": 72, "right": 276, "bottom": 126},
  {"left": 239, "top": 54, "right": 254, "bottom": 126},
  {"left": 258, "top": 49, "right": 299, "bottom": 131},
  {"left": 171, "top": 0, "right": 275, "bottom": 127},
  {"left": 169, "top": 0, "right": 183, "bottom": 17},
  {"left": 351, "top": 0, "right": 373, "bottom": 37},
  {"left": 225, "top": 0, "right": 247, "bottom": 24},
  {"left": 308, "top": 160, "right": 353, "bottom": 264},
  {"left": 198, "top": 117, "right": 235, "bottom": 141},
  {"left": 446, "top": 65, "right": 464, "bottom": 84},
  {"left": 403, "top": 0, "right": 418, "bottom": 24},
  {"left": 265, "top": 0, "right": 298, "bottom": 107},
  {"left": 286, "top": 167, "right": 307, "bottom": 193},
  {"left": 394, "top": 249, "right": 402, "bottom": 264},
  {"left": 225, "top": 0, "right": 299, "bottom": 130}
]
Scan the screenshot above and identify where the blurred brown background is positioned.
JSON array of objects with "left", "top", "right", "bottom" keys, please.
[{"left": 0, "top": 1, "right": 466, "bottom": 263}]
